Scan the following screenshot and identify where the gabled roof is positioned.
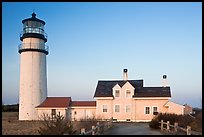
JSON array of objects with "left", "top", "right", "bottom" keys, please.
[
  {"left": 164, "top": 101, "right": 184, "bottom": 108},
  {"left": 70, "top": 101, "right": 96, "bottom": 107},
  {"left": 94, "top": 80, "right": 143, "bottom": 97},
  {"left": 133, "top": 87, "right": 171, "bottom": 97},
  {"left": 94, "top": 80, "right": 171, "bottom": 98},
  {"left": 36, "top": 97, "right": 71, "bottom": 108}
]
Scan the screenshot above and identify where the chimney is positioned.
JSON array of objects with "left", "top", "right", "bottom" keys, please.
[
  {"left": 162, "top": 75, "right": 168, "bottom": 87},
  {"left": 123, "top": 69, "right": 128, "bottom": 81}
]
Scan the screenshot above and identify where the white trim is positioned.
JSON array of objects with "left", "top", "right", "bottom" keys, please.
[
  {"left": 35, "top": 107, "right": 67, "bottom": 110},
  {"left": 112, "top": 83, "right": 121, "bottom": 89},
  {"left": 164, "top": 100, "right": 170, "bottom": 107},
  {"left": 144, "top": 106, "right": 151, "bottom": 115},
  {"left": 115, "top": 90, "right": 120, "bottom": 98},
  {"left": 113, "top": 119, "right": 130, "bottom": 122},
  {"left": 69, "top": 106, "right": 96, "bottom": 109},
  {"left": 122, "top": 81, "right": 135, "bottom": 90},
  {"left": 134, "top": 97, "right": 171, "bottom": 100},
  {"left": 112, "top": 84, "right": 121, "bottom": 97},
  {"left": 135, "top": 119, "right": 152, "bottom": 122},
  {"left": 112, "top": 119, "right": 152, "bottom": 122},
  {"left": 94, "top": 97, "right": 113, "bottom": 100}
]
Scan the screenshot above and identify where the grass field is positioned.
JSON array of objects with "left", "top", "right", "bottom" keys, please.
[
  {"left": 2, "top": 112, "right": 43, "bottom": 135},
  {"left": 2, "top": 112, "right": 99, "bottom": 135}
]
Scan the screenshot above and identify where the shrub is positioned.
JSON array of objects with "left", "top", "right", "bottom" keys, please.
[
  {"left": 38, "top": 113, "right": 77, "bottom": 135},
  {"left": 149, "top": 118, "right": 160, "bottom": 129},
  {"left": 149, "top": 112, "right": 201, "bottom": 132}
]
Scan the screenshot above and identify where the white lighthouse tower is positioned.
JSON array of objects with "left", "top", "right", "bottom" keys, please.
[{"left": 18, "top": 13, "right": 48, "bottom": 120}]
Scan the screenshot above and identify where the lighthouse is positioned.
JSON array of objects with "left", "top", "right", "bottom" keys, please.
[{"left": 18, "top": 13, "right": 48, "bottom": 120}]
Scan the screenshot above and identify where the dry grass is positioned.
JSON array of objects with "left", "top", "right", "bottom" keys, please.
[
  {"left": 2, "top": 112, "right": 102, "bottom": 135},
  {"left": 2, "top": 112, "right": 43, "bottom": 135}
]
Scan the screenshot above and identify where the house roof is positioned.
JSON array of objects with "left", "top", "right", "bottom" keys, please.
[
  {"left": 94, "top": 80, "right": 143, "bottom": 97},
  {"left": 133, "top": 87, "right": 171, "bottom": 97},
  {"left": 164, "top": 101, "right": 184, "bottom": 108},
  {"left": 70, "top": 101, "right": 96, "bottom": 107},
  {"left": 94, "top": 80, "right": 171, "bottom": 98},
  {"left": 36, "top": 97, "right": 71, "bottom": 108}
]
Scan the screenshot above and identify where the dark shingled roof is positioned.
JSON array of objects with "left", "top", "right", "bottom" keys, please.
[
  {"left": 36, "top": 97, "right": 71, "bottom": 108},
  {"left": 133, "top": 87, "right": 171, "bottom": 97},
  {"left": 94, "top": 80, "right": 171, "bottom": 98},
  {"left": 70, "top": 101, "right": 96, "bottom": 107},
  {"left": 94, "top": 80, "right": 143, "bottom": 97}
]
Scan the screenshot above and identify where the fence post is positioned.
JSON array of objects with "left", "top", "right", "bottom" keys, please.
[
  {"left": 187, "top": 126, "right": 191, "bottom": 135},
  {"left": 167, "top": 121, "right": 170, "bottom": 131},
  {"left": 97, "top": 122, "right": 100, "bottom": 126},
  {"left": 107, "top": 121, "right": 110, "bottom": 128},
  {"left": 161, "top": 120, "right": 163, "bottom": 131},
  {"left": 81, "top": 128, "right": 85, "bottom": 135},
  {"left": 174, "top": 122, "right": 178, "bottom": 133},
  {"left": 97, "top": 122, "right": 100, "bottom": 134},
  {"left": 92, "top": 126, "right": 95, "bottom": 135}
]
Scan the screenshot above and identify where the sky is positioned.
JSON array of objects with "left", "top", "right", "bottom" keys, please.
[{"left": 2, "top": 2, "right": 202, "bottom": 108}]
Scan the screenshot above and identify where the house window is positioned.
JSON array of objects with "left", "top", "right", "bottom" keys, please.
[
  {"left": 115, "top": 105, "right": 120, "bottom": 112},
  {"left": 126, "top": 105, "right": 131, "bottom": 113},
  {"left": 115, "top": 90, "right": 120, "bottom": 97},
  {"left": 153, "top": 107, "right": 158, "bottom": 115},
  {"left": 51, "top": 109, "right": 56, "bottom": 116},
  {"left": 103, "top": 105, "right": 107, "bottom": 112},
  {"left": 126, "top": 90, "right": 131, "bottom": 98},
  {"left": 74, "top": 111, "right": 77, "bottom": 115},
  {"left": 145, "top": 107, "right": 150, "bottom": 114}
]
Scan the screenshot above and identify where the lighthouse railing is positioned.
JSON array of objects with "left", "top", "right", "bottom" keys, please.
[
  {"left": 20, "top": 29, "right": 48, "bottom": 39},
  {"left": 18, "top": 43, "right": 49, "bottom": 53}
]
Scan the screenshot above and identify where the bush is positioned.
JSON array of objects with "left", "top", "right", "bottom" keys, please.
[
  {"left": 38, "top": 113, "right": 77, "bottom": 135},
  {"left": 149, "top": 112, "right": 201, "bottom": 132},
  {"left": 149, "top": 118, "right": 160, "bottom": 129},
  {"left": 190, "top": 111, "right": 202, "bottom": 132}
]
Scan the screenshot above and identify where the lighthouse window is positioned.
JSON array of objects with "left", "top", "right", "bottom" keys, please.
[
  {"left": 24, "top": 22, "right": 28, "bottom": 27},
  {"left": 32, "top": 21, "right": 36, "bottom": 27},
  {"left": 28, "top": 21, "right": 33, "bottom": 27},
  {"left": 40, "top": 23, "right": 44, "bottom": 29}
]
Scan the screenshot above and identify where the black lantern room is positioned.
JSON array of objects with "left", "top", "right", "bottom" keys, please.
[
  {"left": 20, "top": 12, "right": 47, "bottom": 42},
  {"left": 19, "top": 13, "right": 48, "bottom": 55}
]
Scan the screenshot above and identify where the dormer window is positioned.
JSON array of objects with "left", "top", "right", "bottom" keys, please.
[
  {"left": 126, "top": 90, "right": 131, "bottom": 98},
  {"left": 115, "top": 90, "right": 120, "bottom": 97}
]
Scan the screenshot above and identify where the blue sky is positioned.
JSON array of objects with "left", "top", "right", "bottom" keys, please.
[{"left": 2, "top": 2, "right": 202, "bottom": 108}]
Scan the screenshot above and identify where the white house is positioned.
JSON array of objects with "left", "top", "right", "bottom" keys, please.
[{"left": 35, "top": 69, "right": 187, "bottom": 122}]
